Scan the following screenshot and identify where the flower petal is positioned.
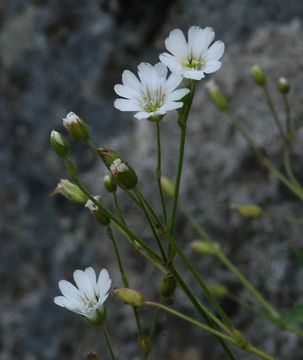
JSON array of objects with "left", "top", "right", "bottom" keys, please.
[
  {"left": 159, "top": 53, "right": 183, "bottom": 74},
  {"left": 84, "top": 267, "right": 97, "bottom": 289},
  {"left": 73, "top": 269, "right": 96, "bottom": 300},
  {"left": 134, "top": 111, "right": 151, "bottom": 119},
  {"left": 58, "top": 280, "right": 83, "bottom": 301},
  {"left": 122, "top": 70, "right": 141, "bottom": 92},
  {"left": 161, "top": 101, "right": 184, "bottom": 112},
  {"left": 206, "top": 40, "right": 225, "bottom": 61},
  {"left": 114, "top": 84, "right": 139, "bottom": 99},
  {"left": 165, "top": 29, "right": 188, "bottom": 60},
  {"left": 165, "top": 73, "right": 183, "bottom": 92},
  {"left": 154, "top": 62, "right": 168, "bottom": 78},
  {"left": 204, "top": 61, "right": 222, "bottom": 74},
  {"left": 114, "top": 99, "right": 141, "bottom": 112},
  {"left": 182, "top": 69, "right": 205, "bottom": 80},
  {"left": 97, "top": 269, "right": 112, "bottom": 297},
  {"left": 167, "top": 88, "right": 190, "bottom": 101},
  {"left": 54, "top": 296, "right": 67, "bottom": 307}
]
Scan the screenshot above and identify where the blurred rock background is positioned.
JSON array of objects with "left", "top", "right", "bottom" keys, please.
[{"left": 1, "top": 0, "right": 303, "bottom": 359}]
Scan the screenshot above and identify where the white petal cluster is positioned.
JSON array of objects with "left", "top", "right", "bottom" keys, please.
[
  {"left": 110, "top": 158, "right": 128, "bottom": 174},
  {"left": 63, "top": 111, "right": 80, "bottom": 126},
  {"left": 114, "top": 62, "right": 190, "bottom": 120},
  {"left": 54, "top": 267, "right": 111, "bottom": 321},
  {"left": 160, "top": 26, "right": 224, "bottom": 81},
  {"left": 85, "top": 195, "right": 101, "bottom": 212}
]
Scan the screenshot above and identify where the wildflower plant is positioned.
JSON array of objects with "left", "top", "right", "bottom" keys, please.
[{"left": 50, "top": 25, "right": 303, "bottom": 360}]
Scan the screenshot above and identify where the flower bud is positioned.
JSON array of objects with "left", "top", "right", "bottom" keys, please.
[
  {"left": 85, "top": 196, "right": 110, "bottom": 225},
  {"left": 208, "top": 284, "right": 229, "bottom": 299},
  {"left": 231, "top": 203, "right": 263, "bottom": 218},
  {"left": 63, "top": 112, "right": 90, "bottom": 141},
  {"left": 250, "top": 65, "right": 266, "bottom": 86},
  {"left": 50, "top": 130, "right": 70, "bottom": 157},
  {"left": 98, "top": 148, "right": 138, "bottom": 190},
  {"left": 160, "top": 273, "right": 177, "bottom": 298},
  {"left": 103, "top": 174, "right": 117, "bottom": 193},
  {"left": 278, "top": 77, "right": 291, "bottom": 94},
  {"left": 191, "top": 240, "right": 220, "bottom": 256},
  {"left": 206, "top": 80, "right": 229, "bottom": 112},
  {"left": 114, "top": 288, "right": 145, "bottom": 307},
  {"left": 51, "top": 179, "right": 88, "bottom": 204},
  {"left": 160, "top": 176, "right": 175, "bottom": 198},
  {"left": 139, "top": 336, "right": 151, "bottom": 358}
]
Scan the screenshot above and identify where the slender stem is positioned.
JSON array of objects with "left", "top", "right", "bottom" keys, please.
[
  {"left": 145, "top": 301, "right": 234, "bottom": 342},
  {"left": 169, "top": 81, "right": 196, "bottom": 236},
  {"left": 102, "top": 324, "right": 117, "bottom": 360},
  {"left": 149, "top": 308, "right": 161, "bottom": 345},
  {"left": 134, "top": 188, "right": 167, "bottom": 260},
  {"left": 262, "top": 86, "right": 285, "bottom": 141},
  {"left": 113, "top": 192, "right": 126, "bottom": 225},
  {"left": 155, "top": 120, "right": 168, "bottom": 224},
  {"left": 145, "top": 301, "right": 275, "bottom": 360},
  {"left": 283, "top": 94, "right": 291, "bottom": 134}
]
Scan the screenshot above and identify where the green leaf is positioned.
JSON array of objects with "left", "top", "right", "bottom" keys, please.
[
  {"left": 278, "top": 305, "right": 303, "bottom": 325},
  {"left": 291, "top": 246, "right": 303, "bottom": 267}
]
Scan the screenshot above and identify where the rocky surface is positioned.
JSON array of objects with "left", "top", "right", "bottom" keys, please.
[{"left": 1, "top": 1, "right": 303, "bottom": 359}]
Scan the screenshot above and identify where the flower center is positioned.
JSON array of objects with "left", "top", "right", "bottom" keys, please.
[
  {"left": 142, "top": 91, "right": 166, "bottom": 113},
  {"left": 182, "top": 57, "right": 206, "bottom": 70},
  {"left": 83, "top": 298, "right": 97, "bottom": 310}
]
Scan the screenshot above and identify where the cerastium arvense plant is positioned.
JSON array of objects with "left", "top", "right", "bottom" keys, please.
[{"left": 50, "top": 26, "right": 303, "bottom": 360}]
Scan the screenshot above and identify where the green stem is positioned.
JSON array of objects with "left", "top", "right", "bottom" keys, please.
[
  {"left": 106, "top": 225, "right": 143, "bottom": 337},
  {"left": 102, "top": 324, "right": 117, "bottom": 360},
  {"left": 155, "top": 120, "right": 168, "bottom": 224},
  {"left": 113, "top": 192, "right": 126, "bottom": 225},
  {"left": 283, "top": 94, "right": 291, "bottom": 134},
  {"left": 169, "top": 81, "right": 196, "bottom": 236},
  {"left": 145, "top": 301, "right": 275, "bottom": 360}
]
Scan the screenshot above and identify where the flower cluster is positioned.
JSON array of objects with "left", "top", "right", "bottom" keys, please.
[{"left": 114, "top": 26, "right": 224, "bottom": 120}]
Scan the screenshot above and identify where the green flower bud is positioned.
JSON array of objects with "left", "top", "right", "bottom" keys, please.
[
  {"left": 51, "top": 179, "right": 88, "bottom": 204},
  {"left": 208, "top": 284, "right": 229, "bottom": 299},
  {"left": 191, "top": 240, "right": 220, "bottom": 256},
  {"left": 278, "top": 77, "right": 291, "bottom": 94},
  {"left": 231, "top": 203, "right": 263, "bottom": 218},
  {"left": 65, "top": 159, "right": 78, "bottom": 180},
  {"left": 160, "top": 273, "right": 177, "bottom": 298},
  {"left": 85, "top": 196, "right": 110, "bottom": 226},
  {"left": 98, "top": 148, "right": 138, "bottom": 190},
  {"left": 103, "top": 174, "right": 117, "bottom": 193},
  {"left": 206, "top": 80, "right": 229, "bottom": 112},
  {"left": 139, "top": 336, "right": 151, "bottom": 358},
  {"left": 114, "top": 288, "right": 145, "bottom": 307},
  {"left": 251, "top": 65, "right": 266, "bottom": 86},
  {"left": 63, "top": 112, "right": 90, "bottom": 141},
  {"left": 50, "top": 130, "right": 70, "bottom": 157},
  {"left": 160, "top": 176, "right": 175, "bottom": 198}
]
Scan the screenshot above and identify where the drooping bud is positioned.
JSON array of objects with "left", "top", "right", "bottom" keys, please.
[
  {"left": 250, "top": 65, "right": 266, "bottom": 86},
  {"left": 191, "top": 240, "right": 220, "bottom": 256},
  {"left": 208, "top": 284, "right": 229, "bottom": 299},
  {"left": 231, "top": 203, "right": 263, "bottom": 219},
  {"left": 114, "top": 288, "right": 145, "bottom": 307},
  {"left": 278, "top": 77, "right": 291, "bottom": 94},
  {"left": 50, "top": 130, "right": 70, "bottom": 157},
  {"left": 51, "top": 179, "right": 88, "bottom": 204},
  {"left": 139, "top": 336, "right": 151, "bottom": 358},
  {"left": 98, "top": 148, "right": 138, "bottom": 190},
  {"left": 103, "top": 174, "right": 117, "bottom": 193},
  {"left": 63, "top": 112, "right": 90, "bottom": 141},
  {"left": 205, "top": 80, "right": 229, "bottom": 112},
  {"left": 160, "top": 273, "right": 177, "bottom": 298},
  {"left": 85, "top": 196, "right": 110, "bottom": 225},
  {"left": 160, "top": 176, "right": 175, "bottom": 198}
]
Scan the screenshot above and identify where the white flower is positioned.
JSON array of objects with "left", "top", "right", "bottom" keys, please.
[
  {"left": 63, "top": 112, "right": 80, "bottom": 127},
  {"left": 159, "top": 26, "right": 225, "bottom": 81},
  {"left": 85, "top": 195, "right": 101, "bottom": 212},
  {"left": 110, "top": 158, "right": 128, "bottom": 174},
  {"left": 54, "top": 267, "right": 111, "bottom": 322},
  {"left": 114, "top": 62, "right": 190, "bottom": 120}
]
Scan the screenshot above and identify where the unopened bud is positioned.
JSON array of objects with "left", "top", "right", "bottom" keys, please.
[
  {"left": 139, "top": 336, "right": 151, "bottom": 358},
  {"left": 160, "top": 176, "right": 175, "bottom": 198},
  {"left": 114, "top": 288, "right": 145, "bottom": 307},
  {"left": 63, "top": 112, "right": 90, "bottom": 141},
  {"left": 103, "top": 174, "right": 117, "bottom": 193},
  {"left": 206, "top": 80, "right": 228, "bottom": 112},
  {"left": 85, "top": 196, "right": 110, "bottom": 225},
  {"left": 98, "top": 148, "right": 138, "bottom": 190},
  {"left": 251, "top": 65, "right": 266, "bottom": 86},
  {"left": 191, "top": 240, "right": 220, "bottom": 256},
  {"left": 50, "top": 130, "right": 69, "bottom": 157},
  {"left": 51, "top": 179, "right": 88, "bottom": 204},
  {"left": 231, "top": 203, "right": 263, "bottom": 218},
  {"left": 278, "top": 77, "right": 291, "bottom": 94},
  {"left": 160, "top": 273, "right": 177, "bottom": 298},
  {"left": 208, "top": 284, "right": 229, "bottom": 299}
]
